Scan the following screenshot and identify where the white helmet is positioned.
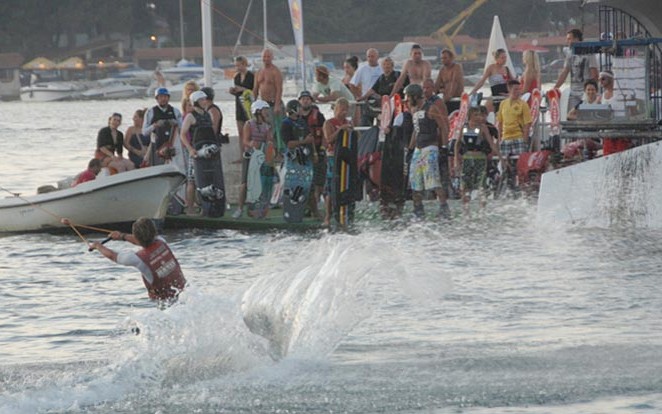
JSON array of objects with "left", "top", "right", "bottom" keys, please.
[
  {"left": 190, "top": 90, "right": 207, "bottom": 105},
  {"left": 251, "top": 99, "right": 270, "bottom": 115}
]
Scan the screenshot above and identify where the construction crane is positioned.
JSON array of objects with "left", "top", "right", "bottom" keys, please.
[{"left": 430, "top": 0, "right": 489, "bottom": 61}]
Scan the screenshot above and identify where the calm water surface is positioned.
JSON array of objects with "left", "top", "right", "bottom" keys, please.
[{"left": 1, "top": 99, "right": 662, "bottom": 413}]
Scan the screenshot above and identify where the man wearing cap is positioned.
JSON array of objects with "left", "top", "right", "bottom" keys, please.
[
  {"left": 142, "top": 87, "right": 183, "bottom": 166},
  {"left": 312, "top": 65, "right": 354, "bottom": 103},
  {"left": 299, "top": 90, "right": 326, "bottom": 219}
]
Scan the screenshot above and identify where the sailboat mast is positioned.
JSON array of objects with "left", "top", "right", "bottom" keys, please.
[
  {"left": 201, "top": 0, "right": 213, "bottom": 88},
  {"left": 263, "top": 0, "right": 268, "bottom": 49},
  {"left": 179, "top": 0, "right": 185, "bottom": 61}
]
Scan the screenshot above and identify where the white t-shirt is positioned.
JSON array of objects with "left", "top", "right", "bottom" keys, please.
[
  {"left": 314, "top": 77, "right": 354, "bottom": 101},
  {"left": 350, "top": 63, "right": 383, "bottom": 96}
]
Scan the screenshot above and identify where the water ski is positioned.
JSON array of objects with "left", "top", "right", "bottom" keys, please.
[
  {"left": 379, "top": 111, "right": 412, "bottom": 219},
  {"left": 529, "top": 88, "right": 542, "bottom": 138},
  {"left": 379, "top": 95, "right": 393, "bottom": 142},
  {"left": 333, "top": 130, "right": 360, "bottom": 228},
  {"left": 246, "top": 142, "right": 275, "bottom": 218},
  {"left": 282, "top": 146, "right": 313, "bottom": 223}
]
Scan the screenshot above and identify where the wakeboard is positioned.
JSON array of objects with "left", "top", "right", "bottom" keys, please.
[
  {"left": 333, "top": 130, "right": 360, "bottom": 228},
  {"left": 546, "top": 88, "right": 561, "bottom": 151},
  {"left": 379, "top": 112, "right": 412, "bottom": 219},
  {"left": 246, "top": 142, "right": 275, "bottom": 218},
  {"left": 194, "top": 141, "right": 226, "bottom": 218},
  {"left": 282, "top": 146, "right": 313, "bottom": 223}
]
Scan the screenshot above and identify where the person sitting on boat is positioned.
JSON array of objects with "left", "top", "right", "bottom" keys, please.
[
  {"left": 566, "top": 79, "right": 602, "bottom": 120},
  {"left": 554, "top": 28, "right": 599, "bottom": 112},
  {"left": 454, "top": 107, "right": 504, "bottom": 214},
  {"left": 405, "top": 84, "right": 451, "bottom": 220},
  {"left": 496, "top": 80, "right": 532, "bottom": 189},
  {"left": 391, "top": 44, "right": 432, "bottom": 98},
  {"left": 434, "top": 48, "right": 465, "bottom": 114},
  {"left": 123, "top": 109, "right": 150, "bottom": 169},
  {"left": 322, "top": 97, "right": 353, "bottom": 227},
  {"left": 95, "top": 112, "right": 135, "bottom": 174},
  {"left": 232, "top": 100, "right": 274, "bottom": 219},
  {"left": 88, "top": 217, "right": 186, "bottom": 305},
  {"left": 299, "top": 90, "right": 326, "bottom": 220},
  {"left": 72, "top": 158, "right": 102, "bottom": 187},
  {"left": 142, "top": 88, "right": 183, "bottom": 166},
  {"left": 470, "top": 48, "right": 513, "bottom": 112}
]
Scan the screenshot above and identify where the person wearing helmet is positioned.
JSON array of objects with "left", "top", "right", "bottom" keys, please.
[
  {"left": 177, "top": 90, "right": 211, "bottom": 215},
  {"left": 200, "top": 86, "right": 223, "bottom": 140},
  {"left": 142, "top": 87, "right": 183, "bottom": 166},
  {"left": 405, "top": 82, "right": 451, "bottom": 220},
  {"left": 232, "top": 99, "right": 274, "bottom": 219},
  {"left": 281, "top": 99, "right": 312, "bottom": 150}
]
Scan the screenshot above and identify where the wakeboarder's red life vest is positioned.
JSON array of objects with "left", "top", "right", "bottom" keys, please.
[{"left": 136, "top": 239, "right": 186, "bottom": 300}]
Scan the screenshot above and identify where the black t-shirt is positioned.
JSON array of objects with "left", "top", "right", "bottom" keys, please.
[{"left": 371, "top": 70, "right": 409, "bottom": 96}]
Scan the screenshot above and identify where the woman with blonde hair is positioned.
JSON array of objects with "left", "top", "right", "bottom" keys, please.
[{"left": 520, "top": 50, "right": 541, "bottom": 98}]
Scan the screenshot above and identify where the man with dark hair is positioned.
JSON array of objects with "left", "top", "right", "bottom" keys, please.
[
  {"left": 554, "top": 28, "right": 599, "bottom": 110},
  {"left": 391, "top": 44, "right": 432, "bottom": 97},
  {"left": 434, "top": 48, "right": 465, "bottom": 113},
  {"left": 89, "top": 217, "right": 186, "bottom": 303}
]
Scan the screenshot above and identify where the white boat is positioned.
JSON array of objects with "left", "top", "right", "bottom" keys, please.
[
  {"left": 81, "top": 78, "right": 148, "bottom": 100},
  {"left": 20, "top": 82, "right": 82, "bottom": 102},
  {"left": 0, "top": 164, "right": 185, "bottom": 233}
]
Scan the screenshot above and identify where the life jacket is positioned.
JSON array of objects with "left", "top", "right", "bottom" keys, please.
[
  {"left": 151, "top": 104, "right": 177, "bottom": 149},
  {"left": 208, "top": 103, "right": 226, "bottom": 142},
  {"left": 135, "top": 238, "right": 186, "bottom": 301},
  {"left": 413, "top": 101, "right": 438, "bottom": 149},
  {"left": 191, "top": 110, "right": 217, "bottom": 148},
  {"left": 461, "top": 125, "right": 491, "bottom": 154},
  {"left": 248, "top": 119, "right": 270, "bottom": 145},
  {"left": 303, "top": 106, "right": 324, "bottom": 147}
]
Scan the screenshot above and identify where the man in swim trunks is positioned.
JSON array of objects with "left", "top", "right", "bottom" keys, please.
[
  {"left": 434, "top": 48, "right": 465, "bottom": 114},
  {"left": 406, "top": 84, "right": 451, "bottom": 219},
  {"left": 391, "top": 44, "right": 432, "bottom": 97},
  {"left": 254, "top": 48, "right": 284, "bottom": 149}
]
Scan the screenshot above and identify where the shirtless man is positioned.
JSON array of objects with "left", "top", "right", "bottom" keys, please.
[
  {"left": 391, "top": 44, "right": 432, "bottom": 97},
  {"left": 434, "top": 48, "right": 465, "bottom": 113},
  {"left": 253, "top": 48, "right": 284, "bottom": 116}
]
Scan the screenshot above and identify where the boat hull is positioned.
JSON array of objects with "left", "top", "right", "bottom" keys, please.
[
  {"left": 20, "top": 83, "right": 79, "bottom": 102},
  {"left": 537, "top": 141, "right": 662, "bottom": 228},
  {"left": 0, "top": 165, "right": 185, "bottom": 233}
]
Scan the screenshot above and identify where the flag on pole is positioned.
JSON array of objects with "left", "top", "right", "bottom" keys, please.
[{"left": 287, "top": 0, "right": 306, "bottom": 89}]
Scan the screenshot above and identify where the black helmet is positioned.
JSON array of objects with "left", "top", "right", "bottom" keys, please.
[
  {"left": 298, "top": 90, "right": 313, "bottom": 100},
  {"left": 200, "top": 86, "right": 214, "bottom": 100},
  {"left": 286, "top": 99, "right": 300, "bottom": 115},
  {"left": 404, "top": 84, "right": 423, "bottom": 99}
]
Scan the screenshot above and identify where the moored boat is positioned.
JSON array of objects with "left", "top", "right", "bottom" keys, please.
[
  {"left": 20, "top": 82, "right": 82, "bottom": 102},
  {"left": 0, "top": 164, "right": 185, "bottom": 233},
  {"left": 80, "top": 78, "right": 147, "bottom": 100}
]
